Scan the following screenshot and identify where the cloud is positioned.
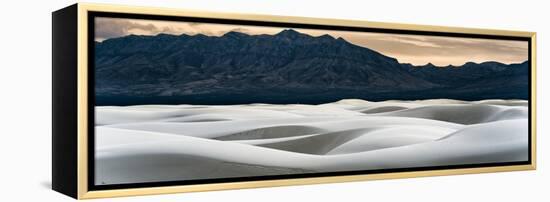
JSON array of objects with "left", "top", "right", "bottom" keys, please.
[
  {"left": 386, "top": 35, "right": 443, "bottom": 48},
  {"left": 227, "top": 27, "right": 252, "bottom": 34},
  {"left": 338, "top": 32, "right": 528, "bottom": 65},
  {"left": 95, "top": 18, "right": 158, "bottom": 41},
  {"left": 95, "top": 18, "right": 217, "bottom": 41},
  {"left": 95, "top": 18, "right": 276, "bottom": 41}
]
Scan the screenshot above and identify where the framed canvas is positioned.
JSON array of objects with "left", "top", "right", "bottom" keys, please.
[{"left": 52, "top": 3, "right": 536, "bottom": 199}]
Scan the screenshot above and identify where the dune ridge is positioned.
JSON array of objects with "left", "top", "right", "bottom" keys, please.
[{"left": 95, "top": 99, "right": 529, "bottom": 185}]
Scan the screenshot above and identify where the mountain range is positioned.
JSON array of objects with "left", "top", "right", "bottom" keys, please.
[{"left": 94, "top": 29, "right": 529, "bottom": 105}]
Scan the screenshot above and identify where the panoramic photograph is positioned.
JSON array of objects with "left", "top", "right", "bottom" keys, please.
[{"left": 93, "top": 17, "right": 530, "bottom": 185}]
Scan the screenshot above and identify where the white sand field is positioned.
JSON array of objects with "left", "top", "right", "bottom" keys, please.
[{"left": 95, "top": 99, "right": 529, "bottom": 185}]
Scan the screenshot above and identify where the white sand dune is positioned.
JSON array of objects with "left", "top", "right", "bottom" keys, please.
[
  {"left": 95, "top": 99, "right": 529, "bottom": 185},
  {"left": 377, "top": 104, "right": 527, "bottom": 124}
]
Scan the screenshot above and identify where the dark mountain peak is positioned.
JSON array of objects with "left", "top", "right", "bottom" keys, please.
[
  {"left": 125, "top": 34, "right": 148, "bottom": 39},
  {"left": 222, "top": 31, "right": 249, "bottom": 38},
  {"left": 336, "top": 37, "right": 349, "bottom": 43},
  {"left": 190, "top": 33, "right": 209, "bottom": 39},
  {"left": 275, "top": 29, "right": 308, "bottom": 39},
  {"left": 464, "top": 61, "right": 478, "bottom": 66},
  {"left": 317, "top": 34, "right": 335, "bottom": 40},
  {"left": 422, "top": 62, "right": 437, "bottom": 68},
  {"left": 417, "top": 63, "right": 461, "bottom": 68},
  {"left": 100, "top": 34, "right": 145, "bottom": 44},
  {"left": 480, "top": 61, "right": 505, "bottom": 66},
  {"left": 156, "top": 33, "right": 176, "bottom": 37},
  {"left": 278, "top": 28, "right": 299, "bottom": 35}
]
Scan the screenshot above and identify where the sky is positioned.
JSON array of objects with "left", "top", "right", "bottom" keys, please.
[{"left": 95, "top": 17, "right": 528, "bottom": 66}]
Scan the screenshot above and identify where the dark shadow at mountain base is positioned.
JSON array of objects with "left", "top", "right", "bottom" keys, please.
[{"left": 96, "top": 87, "right": 528, "bottom": 106}]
